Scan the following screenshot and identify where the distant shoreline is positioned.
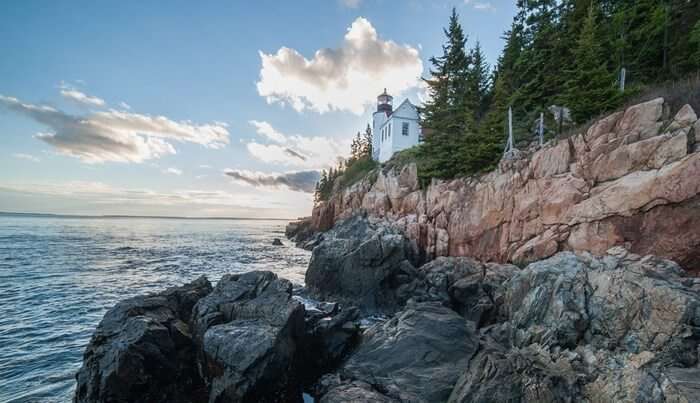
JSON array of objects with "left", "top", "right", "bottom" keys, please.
[{"left": 0, "top": 211, "right": 292, "bottom": 221}]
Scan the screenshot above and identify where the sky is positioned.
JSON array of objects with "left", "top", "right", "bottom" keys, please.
[{"left": 0, "top": 0, "right": 517, "bottom": 219}]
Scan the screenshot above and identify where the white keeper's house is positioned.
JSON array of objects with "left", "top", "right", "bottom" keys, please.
[{"left": 372, "top": 89, "right": 422, "bottom": 163}]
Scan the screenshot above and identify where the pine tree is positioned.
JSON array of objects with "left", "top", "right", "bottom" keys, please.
[
  {"left": 421, "top": 7, "right": 474, "bottom": 135},
  {"left": 419, "top": 8, "right": 475, "bottom": 179},
  {"left": 361, "top": 124, "right": 373, "bottom": 158},
  {"left": 563, "top": 3, "right": 621, "bottom": 123},
  {"left": 467, "top": 41, "right": 491, "bottom": 123},
  {"left": 479, "top": 23, "right": 524, "bottom": 148}
]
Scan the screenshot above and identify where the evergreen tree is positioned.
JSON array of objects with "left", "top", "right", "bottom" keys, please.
[
  {"left": 466, "top": 41, "right": 491, "bottom": 122},
  {"left": 361, "top": 124, "right": 373, "bottom": 158},
  {"left": 511, "top": 0, "right": 563, "bottom": 117},
  {"left": 421, "top": 7, "right": 473, "bottom": 135},
  {"left": 479, "top": 23, "right": 524, "bottom": 147},
  {"left": 419, "top": 8, "right": 475, "bottom": 179},
  {"left": 563, "top": 3, "right": 621, "bottom": 123},
  {"left": 691, "top": 21, "right": 700, "bottom": 72}
]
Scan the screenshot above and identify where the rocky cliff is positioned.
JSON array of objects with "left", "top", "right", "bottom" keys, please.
[{"left": 311, "top": 98, "right": 700, "bottom": 270}]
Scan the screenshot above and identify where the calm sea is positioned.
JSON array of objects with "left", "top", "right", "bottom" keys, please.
[{"left": 0, "top": 215, "right": 311, "bottom": 402}]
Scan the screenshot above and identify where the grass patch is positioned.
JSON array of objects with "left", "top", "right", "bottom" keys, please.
[
  {"left": 560, "top": 75, "right": 700, "bottom": 140},
  {"left": 338, "top": 157, "right": 379, "bottom": 189}
]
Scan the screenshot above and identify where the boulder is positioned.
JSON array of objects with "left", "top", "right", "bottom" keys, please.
[
  {"left": 285, "top": 217, "right": 315, "bottom": 248},
  {"left": 74, "top": 277, "right": 213, "bottom": 403},
  {"left": 305, "top": 215, "right": 418, "bottom": 314},
  {"left": 403, "top": 257, "right": 519, "bottom": 327},
  {"left": 272, "top": 238, "right": 284, "bottom": 246},
  {"left": 298, "top": 301, "right": 361, "bottom": 385},
  {"left": 317, "top": 302, "right": 479, "bottom": 403},
  {"left": 191, "top": 271, "right": 306, "bottom": 402}
]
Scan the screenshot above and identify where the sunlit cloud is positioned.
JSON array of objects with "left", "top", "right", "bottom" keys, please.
[
  {"left": 163, "top": 167, "right": 183, "bottom": 175},
  {"left": 246, "top": 120, "right": 346, "bottom": 168},
  {"left": 0, "top": 181, "right": 272, "bottom": 209},
  {"left": 249, "top": 120, "right": 288, "bottom": 143},
  {"left": 340, "top": 0, "right": 361, "bottom": 8},
  {"left": 60, "top": 88, "right": 106, "bottom": 107},
  {"left": 224, "top": 169, "right": 321, "bottom": 193},
  {"left": 256, "top": 17, "right": 423, "bottom": 114},
  {"left": 12, "top": 153, "right": 41, "bottom": 163},
  {"left": 464, "top": 0, "right": 496, "bottom": 11},
  {"left": 0, "top": 94, "right": 230, "bottom": 163}
]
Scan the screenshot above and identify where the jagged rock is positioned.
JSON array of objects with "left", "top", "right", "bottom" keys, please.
[
  {"left": 305, "top": 215, "right": 418, "bottom": 314},
  {"left": 285, "top": 217, "right": 316, "bottom": 248},
  {"left": 309, "top": 99, "right": 700, "bottom": 270},
  {"left": 74, "top": 277, "right": 213, "bottom": 403},
  {"left": 449, "top": 337, "right": 582, "bottom": 403},
  {"left": 404, "top": 257, "right": 519, "bottom": 327},
  {"left": 450, "top": 249, "right": 700, "bottom": 403},
  {"left": 272, "top": 238, "right": 283, "bottom": 246},
  {"left": 314, "top": 375, "right": 398, "bottom": 403},
  {"left": 299, "top": 302, "right": 361, "bottom": 385},
  {"left": 317, "top": 302, "right": 478, "bottom": 403},
  {"left": 191, "top": 271, "right": 305, "bottom": 402}
]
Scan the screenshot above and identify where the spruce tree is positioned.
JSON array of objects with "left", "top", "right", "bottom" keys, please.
[
  {"left": 361, "top": 124, "right": 373, "bottom": 158},
  {"left": 467, "top": 41, "right": 491, "bottom": 123},
  {"left": 563, "top": 4, "right": 620, "bottom": 123},
  {"left": 419, "top": 8, "right": 474, "bottom": 180}
]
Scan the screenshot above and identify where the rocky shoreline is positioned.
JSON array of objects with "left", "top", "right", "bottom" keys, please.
[
  {"left": 307, "top": 98, "right": 700, "bottom": 271},
  {"left": 75, "top": 215, "right": 700, "bottom": 402}
]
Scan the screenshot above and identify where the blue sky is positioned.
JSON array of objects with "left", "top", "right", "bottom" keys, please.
[{"left": 0, "top": 0, "right": 517, "bottom": 218}]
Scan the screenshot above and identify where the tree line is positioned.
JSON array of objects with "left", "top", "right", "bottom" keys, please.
[
  {"left": 419, "top": 0, "right": 700, "bottom": 181},
  {"left": 314, "top": 125, "right": 375, "bottom": 202}
]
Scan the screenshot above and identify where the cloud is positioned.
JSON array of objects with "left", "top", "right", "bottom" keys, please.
[
  {"left": 249, "top": 120, "right": 287, "bottom": 143},
  {"left": 256, "top": 17, "right": 423, "bottom": 114},
  {"left": 0, "top": 94, "right": 230, "bottom": 163},
  {"left": 0, "top": 181, "right": 273, "bottom": 209},
  {"left": 60, "top": 88, "right": 106, "bottom": 107},
  {"left": 224, "top": 169, "right": 320, "bottom": 193},
  {"left": 464, "top": 0, "right": 495, "bottom": 11},
  {"left": 340, "top": 0, "right": 361, "bottom": 8},
  {"left": 246, "top": 120, "right": 345, "bottom": 168},
  {"left": 12, "top": 153, "right": 40, "bottom": 162},
  {"left": 163, "top": 167, "right": 183, "bottom": 175},
  {"left": 118, "top": 101, "right": 131, "bottom": 110}
]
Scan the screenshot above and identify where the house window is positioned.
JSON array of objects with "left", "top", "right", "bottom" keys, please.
[{"left": 402, "top": 122, "right": 409, "bottom": 136}]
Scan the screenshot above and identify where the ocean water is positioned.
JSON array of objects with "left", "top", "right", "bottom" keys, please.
[{"left": 0, "top": 215, "right": 311, "bottom": 403}]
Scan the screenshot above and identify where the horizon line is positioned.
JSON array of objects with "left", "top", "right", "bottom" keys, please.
[{"left": 0, "top": 211, "right": 299, "bottom": 221}]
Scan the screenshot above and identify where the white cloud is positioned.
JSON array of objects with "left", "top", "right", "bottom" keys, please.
[
  {"left": 0, "top": 94, "right": 230, "bottom": 163},
  {"left": 224, "top": 169, "right": 320, "bottom": 193},
  {"left": 199, "top": 164, "right": 213, "bottom": 169},
  {"left": 340, "top": 0, "right": 361, "bottom": 8},
  {"left": 12, "top": 153, "right": 40, "bottom": 162},
  {"left": 118, "top": 101, "right": 131, "bottom": 110},
  {"left": 60, "top": 88, "right": 106, "bottom": 107},
  {"left": 249, "top": 120, "right": 287, "bottom": 143},
  {"left": 256, "top": 17, "right": 423, "bottom": 114},
  {"left": 246, "top": 120, "right": 346, "bottom": 168},
  {"left": 163, "top": 167, "right": 183, "bottom": 175},
  {"left": 464, "top": 0, "right": 495, "bottom": 11},
  {"left": 0, "top": 181, "right": 271, "bottom": 209}
]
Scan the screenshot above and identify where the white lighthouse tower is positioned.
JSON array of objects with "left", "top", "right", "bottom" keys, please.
[
  {"left": 371, "top": 88, "right": 421, "bottom": 163},
  {"left": 372, "top": 89, "right": 393, "bottom": 161}
]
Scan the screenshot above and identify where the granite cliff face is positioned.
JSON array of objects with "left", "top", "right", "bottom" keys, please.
[{"left": 311, "top": 98, "right": 700, "bottom": 270}]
